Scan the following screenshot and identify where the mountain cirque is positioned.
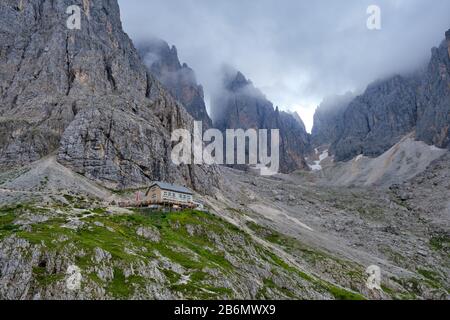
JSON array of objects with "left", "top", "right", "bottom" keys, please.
[{"left": 0, "top": 0, "right": 449, "bottom": 301}]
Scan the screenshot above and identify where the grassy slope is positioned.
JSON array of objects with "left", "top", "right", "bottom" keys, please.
[{"left": 0, "top": 205, "right": 364, "bottom": 300}]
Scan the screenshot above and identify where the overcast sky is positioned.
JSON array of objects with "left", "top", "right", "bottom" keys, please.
[{"left": 118, "top": 0, "right": 450, "bottom": 132}]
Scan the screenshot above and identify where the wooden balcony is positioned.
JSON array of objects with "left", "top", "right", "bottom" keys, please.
[{"left": 118, "top": 199, "right": 197, "bottom": 209}]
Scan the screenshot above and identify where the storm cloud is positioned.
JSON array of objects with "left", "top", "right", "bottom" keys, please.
[{"left": 118, "top": 0, "right": 450, "bottom": 131}]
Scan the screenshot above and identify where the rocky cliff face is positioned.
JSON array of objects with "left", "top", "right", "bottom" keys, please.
[
  {"left": 212, "top": 71, "right": 310, "bottom": 173},
  {"left": 311, "top": 93, "right": 354, "bottom": 147},
  {"left": 415, "top": 33, "right": 450, "bottom": 149},
  {"left": 446, "top": 30, "right": 450, "bottom": 57},
  {"left": 332, "top": 75, "right": 419, "bottom": 161},
  {"left": 0, "top": 0, "right": 219, "bottom": 192},
  {"left": 312, "top": 29, "right": 450, "bottom": 162},
  {"left": 137, "top": 38, "right": 213, "bottom": 128}
]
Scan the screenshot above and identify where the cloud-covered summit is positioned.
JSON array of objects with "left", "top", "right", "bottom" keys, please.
[{"left": 119, "top": 0, "right": 450, "bottom": 131}]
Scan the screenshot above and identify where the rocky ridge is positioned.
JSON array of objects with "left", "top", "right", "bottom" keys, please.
[
  {"left": 137, "top": 38, "right": 213, "bottom": 128},
  {"left": 311, "top": 93, "right": 354, "bottom": 147},
  {"left": 312, "top": 29, "right": 450, "bottom": 161},
  {"left": 212, "top": 70, "right": 311, "bottom": 173}
]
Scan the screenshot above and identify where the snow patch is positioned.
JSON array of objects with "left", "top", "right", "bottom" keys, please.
[
  {"left": 309, "top": 149, "right": 329, "bottom": 171},
  {"left": 430, "top": 145, "right": 445, "bottom": 151},
  {"left": 319, "top": 150, "right": 329, "bottom": 162}
]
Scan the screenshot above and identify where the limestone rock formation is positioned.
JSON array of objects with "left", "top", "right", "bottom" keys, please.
[
  {"left": 0, "top": 0, "right": 219, "bottom": 192},
  {"left": 311, "top": 29, "right": 450, "bottom": 162},
  {"left": 212, "top": 70, "right": 311, "bottom": 173},
  {"left": 415, "top": 31, "right": 450, "bottom": 149},
  {"left": 137, "top": 38, "right": 213, "bottom": 128},
  {"left": 331, "top": 75, "right": 419, "bottom": 161},
  {"left": 291, "top": 111, "right": 308, "bottom": 131},
  {"left": 311, "top": 93, "right": 354, "bottom": 147},
  {"left": 446, "top": 29, "right": 450, "bottom": 57}
]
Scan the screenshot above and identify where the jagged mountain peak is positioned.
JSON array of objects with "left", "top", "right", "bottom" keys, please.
[
  {"left": 290, "top": 111, "right": 307, "bottom": 131},
  {"left": 212, "top": 67, "right": 311, "bottom": 172},
  {"left": 138, "top": 38, "right": 181, "bottom": 72},
  {"left": 219, "top": 69, "right": 269, "bottom": 105},
  {"left": 137, "top": 37, "right": 212, "bottom": 127},
  {"left": 312, "top": 28, "right": 450, "bottom": 161},
  {"left": 311, "top": 93, "right": 354, "bottom": 148},
  {"left": 445, "top": 29, "right": 450, "bottom": 58},
  {"left": 315, "top": 92, "right": 354, "bottom": 113},
  {"left": 227, "top": 71, "right": 251, "bottom": 90}
]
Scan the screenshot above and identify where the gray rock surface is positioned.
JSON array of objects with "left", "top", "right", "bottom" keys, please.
[
  {"left": 215, "top": 156, "right": 450, "bottom": 300},
  {"left": 137, "top": 38, "right": 213, "bottom": 128},
  {"left": 311, "top": 93, "right": 354, "bottom": 147},
  {"left": 332, "top": 75, "right": 419, "bottom": 161},
  {"left": 312, "top": 29, "right": 450, "bottom": 162},
  {"left": 136, "top": 226, "right": 160, "bottom": 242},
  {"left": 416, "top": 34, "right": 450, "bottom": 149},
  {"left": 0, "top": 0, "right": 220, "bottom": 193},
  {"left": 212, "top": 70, "right": 311, "bottom": 173}
]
